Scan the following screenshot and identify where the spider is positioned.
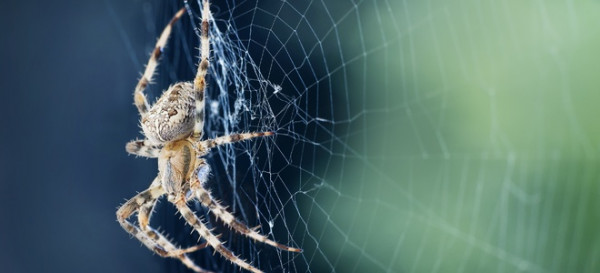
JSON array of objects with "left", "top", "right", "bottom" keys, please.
[{"left": 116, "top": 2, "right": 301, "bottom": 273}]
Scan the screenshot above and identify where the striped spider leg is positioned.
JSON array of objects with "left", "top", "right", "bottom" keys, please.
[
  {"left": 117, "top": 177, "right": 210, "bottom": 272},
  {"left": 117, "top": 1, "right": 301, "bottom": 273}
]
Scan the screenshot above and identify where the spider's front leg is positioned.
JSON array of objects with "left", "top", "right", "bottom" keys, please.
[
  {"left": 136, "top": 188, "right": 209, "bottom": 258},
  {"left": 116, "top": 178, "right": 211, "bottom": 273},
  {"left": 173, "top": 196, "right": 263, "bottom": 273},
  {"left": 190, "top": 163, "right": 301, "bottom": 252},
  {"left": 172, "top": 158, "right": 300, "bottom": 273}
]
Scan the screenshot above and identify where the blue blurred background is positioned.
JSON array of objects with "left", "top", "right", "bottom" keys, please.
[{"left": 0, "top": 0, "right": 170, "bottom": 272}]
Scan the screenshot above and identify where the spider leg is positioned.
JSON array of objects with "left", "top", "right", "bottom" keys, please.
[
  {"left": 190, "top": 164, "right": 301, "bottom": 252},
  {"left": 133, "top": 8, "right": 185, "bottom": 115},
  {"left": 126, "top": 139, "right": 161, "bottom": 158},
  {"left": 137, "top": 178, "right": 162, "bottom": 227},
  {"left": 137, "top": 190, "right": 210, "bottom": 260},
  {"left": 201, "top": 132, "right": 274, "bottom": 150},
  {"left": 117, "top": 179, "right": 211, "bottom": 273},
  {"left": 174, "top": 198, "right": 263, "bottom": 273},
  {"left": 117, "top": 181, "right": 170, "bottom": 254},
  {"left": 192, "top": 0, "right": 211, "bottom": 140}
]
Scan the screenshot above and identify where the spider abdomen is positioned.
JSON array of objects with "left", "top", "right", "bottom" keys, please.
[{"left": 142, "top": 82, "right": 196, "bottom": 144}]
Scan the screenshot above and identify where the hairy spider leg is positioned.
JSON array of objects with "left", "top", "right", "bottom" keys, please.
[
  {"left": 192, "top": 0, "right": 211, "bottom": 140},
  {"left": 174, "top": 198, "right": 263, "bottom": 273},
  {"left": 133, "top": 8, "right": 186, "bottom": 115},
  {"left": 117, "top": 179, "right": 210, "bottom": 273},
  {"left": 190, "top": 163, "right": 301, "bottom": 252},
  {"left": 136, "top": 176, "right": 163, "bottom": 227},
  {"left": 200, "top": 132, "right": 274, "bottom": 150},
  {"left": 126, "top": 139, "right": 161, "bottom": 158},
  {"left": 137, "top": 184, "right": 209, "bottom": 258}
]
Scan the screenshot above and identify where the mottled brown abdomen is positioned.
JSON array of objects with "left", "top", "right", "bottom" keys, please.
[{"left": 142, "top": 82, "right": 196, "bottom": 144}]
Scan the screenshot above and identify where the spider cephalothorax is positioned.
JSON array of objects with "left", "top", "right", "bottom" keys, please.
[{"left": 116, "top": 2, "right": 301, "bottom": 273}]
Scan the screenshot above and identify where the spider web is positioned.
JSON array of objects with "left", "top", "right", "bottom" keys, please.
[{"left": 132, "top": 0, "right": 600, "bottom": 272}]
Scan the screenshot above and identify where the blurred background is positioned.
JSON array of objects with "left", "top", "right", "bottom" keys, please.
[{"left": 1, "top": 0, "right": 599, "bottom": 273}]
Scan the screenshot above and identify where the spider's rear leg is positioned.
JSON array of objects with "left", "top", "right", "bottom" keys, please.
[
  {"left": 133, "top": 8, "right": 185, "bottom": 115},
  {"left": 117, "top": 179, "right": 211, "bottom": 273},
  {"left": 191, "top": 0, "right": 212, "bottom": 140},
  {"left": 190, "top": 164, "right": 301, "bottom": 252}
]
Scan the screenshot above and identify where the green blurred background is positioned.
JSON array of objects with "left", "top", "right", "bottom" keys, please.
[{"left": 314, "top": 1, "right": 600, "bottom": 272}]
